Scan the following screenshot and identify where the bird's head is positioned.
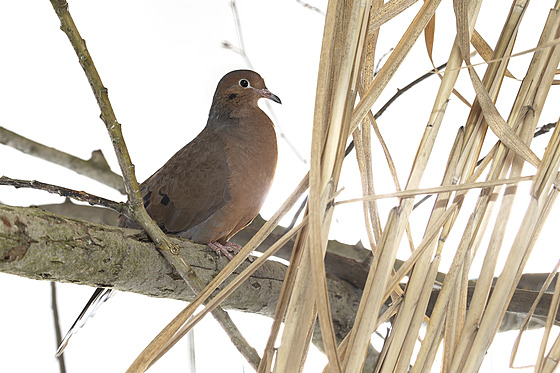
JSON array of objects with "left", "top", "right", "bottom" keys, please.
[{"left": 213, "top": 70, "right": 281, "bottom": 109}]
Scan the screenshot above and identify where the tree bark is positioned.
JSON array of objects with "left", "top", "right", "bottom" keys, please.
[{"left": 0, "top": 203, "right": 363, "bottom": 342}]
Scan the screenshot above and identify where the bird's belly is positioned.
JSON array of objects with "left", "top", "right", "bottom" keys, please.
[{"left": 224, "top": 153, "right": 276, "bottom": 236}]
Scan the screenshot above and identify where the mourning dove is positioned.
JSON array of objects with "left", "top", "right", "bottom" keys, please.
[{"left": 56, "top": 70, "right": 280, "bottom": 355}]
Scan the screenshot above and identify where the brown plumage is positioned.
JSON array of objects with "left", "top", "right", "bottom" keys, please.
[
  {"left": 119, "top": 69, "right": 280, "bottom": 246},
  {"left": 56, "top": 70, "right": 280, "bottom": 356}
]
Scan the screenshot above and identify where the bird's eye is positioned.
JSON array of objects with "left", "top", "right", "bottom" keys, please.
[{"left": 239, "top": 79, "right": 249, "bottom": 88}]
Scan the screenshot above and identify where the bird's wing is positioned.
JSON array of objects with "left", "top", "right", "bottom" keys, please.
[{"left": 140, "top": 129, "right": 231, "bottom": 235}]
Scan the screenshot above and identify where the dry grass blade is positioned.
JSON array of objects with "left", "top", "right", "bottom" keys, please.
[
  {"left": 306, "top": 0, "right": 378, "bottom": 368},
  {"left": 526, "top": 189, "right": 560, "bottom": 372},
  {"left": 535, "top": 269, "right": 560, "bottom": 371},
  {"left": 449, "top": 36, "right": 560, "bottom": 74},
  {"left": 423, "top": 0, "right": 435, "bottom": 60},
  {"left": 127, "top": 174, "right": 309, "bottom": 372},
  {"left": 257, "top": 218, "right": 309, "bottom": 373},
  {"left": 336, "top": 175, "right": 534, "bottom": 204},
  {"left": 376, "top": 125, "right": 462, "bottom": 372},
  {"left": 455, "top": 1, "right": 542, "bottom": 170},
  {"left": 351, "top": 0, "right": 444, "bottom": 132},
  {"left": 146, "top": 219, "right": 309, "bottom": 370},
  {"left": 323, "top": 298, "right": 404, "bottom": 373},
  {"left": 355, "top": 15, "right": 382, "bottom": 247},
  {"left": 369, "top": 115, "right": 418, "bottom": 253},
  {"left": 542, "top": 334, "right": 560, "bottom": 373},
  {"left": 353, "top": 123, "right": 380, "bottom": 249},
  {"left": 273, "top": 248, "right": 317, "bottom": 372},
  {"left": 449, "top": 1, "right": 559, "bottom": 369},
  {"left": 420, "top": 205, "right": 482, "bottom": 369},
  {"left": 510, "top": 258, "right": 560, "bottom": 368},
  {"left": 423, "top": 3, "right": 472, "bottom": 109},
  {"left": 396, "top": 253, "right": 443, "bottom": 372},
  {"left": 275, "top": 0, "right": 352, "bottom": 368},
  {"left": 462, "top": 82, "right": 560, "bottom": 373},
  {"left": 341, "top": 208, "right": 401, "bottom": 371},
  {"left": 367, "top": 0, "right": 422, "bottom": 32},
  {"left": 515, "top": 190, "right": 559, "bottom": 373},
  {"left": 383, "top": 202, "right": 458, "bottom": 301},
  {"left": 471, "top": 29, "right": 516, "bottom": 79}
]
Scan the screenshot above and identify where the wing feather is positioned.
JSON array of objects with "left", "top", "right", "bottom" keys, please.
[{"left": 139, "top": 128, "right": 231, "bottom": 235}]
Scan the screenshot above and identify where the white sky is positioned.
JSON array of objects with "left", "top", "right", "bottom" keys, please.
[{"left": 1, "top": 1, "right": 560, "bottom": 372}]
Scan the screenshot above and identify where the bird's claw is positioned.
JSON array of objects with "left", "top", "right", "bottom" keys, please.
[{"left": 208, "top": 242, "right": 255, "bottom": 262}]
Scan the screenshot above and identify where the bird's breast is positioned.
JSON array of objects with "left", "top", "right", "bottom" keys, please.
[{"left": 224, "top": 123, "right": 278, "bottom": 211}]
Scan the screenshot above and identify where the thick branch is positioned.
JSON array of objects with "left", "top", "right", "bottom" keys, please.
[
  {"left": 0, "top": 204, "right": 362, "bottom": 345},
  {"left": 33, "top": 200, "right": 559, "bottom": 330}
]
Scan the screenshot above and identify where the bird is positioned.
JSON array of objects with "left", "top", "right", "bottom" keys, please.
[{"left": 55, "top": 70, "right": 281, "bottom": 356}]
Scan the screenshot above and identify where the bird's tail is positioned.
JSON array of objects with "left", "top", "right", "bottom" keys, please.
[{"left": 55, "top": 287, "right": 116, "bottom": 356}]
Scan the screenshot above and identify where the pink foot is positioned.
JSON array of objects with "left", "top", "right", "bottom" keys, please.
[
  {"left": 207, "top": 242, "right": 255, "bottom": 262},
  {"left": 208, "top": 241, "right": 243, "bottom": 260}
]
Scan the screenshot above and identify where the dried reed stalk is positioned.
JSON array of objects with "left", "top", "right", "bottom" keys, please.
[
  {"left": 129, "top": 1, "right": 560, "bottom": 371},
  {"left": 275, "top": 0, "right": 374, "bottom": 370}
]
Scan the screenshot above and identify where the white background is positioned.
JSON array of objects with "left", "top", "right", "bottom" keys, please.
[{"left": 1, "top": 1, "right": 559, "bottom": 372}]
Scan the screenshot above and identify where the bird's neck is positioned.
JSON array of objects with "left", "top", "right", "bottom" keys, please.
[
  {"left": 208, "top": 104, "right": 271, "bottom": 131},
  {"left": 209, "top": 100, "right": 261, "bottom": 120},
  {"left": 206, "top": 104, "right": 277, "bottom": 156}
]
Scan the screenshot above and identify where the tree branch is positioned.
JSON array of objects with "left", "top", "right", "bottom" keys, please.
[
  {"left": 0, "top": 126, "right": 125, "bottom": 194},
  {"left": 0, "top": 204, "right": 362, "bottom": 345},
  {"left": 0, "top": 176, "right": 126, "bottom": 214},
  {"left": 34, "top": 199, "right": 559, "bottom": 328}
]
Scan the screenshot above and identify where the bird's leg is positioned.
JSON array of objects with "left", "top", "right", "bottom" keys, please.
[{"left": 208, "top": 241, "right": 255, "bottom": 261}]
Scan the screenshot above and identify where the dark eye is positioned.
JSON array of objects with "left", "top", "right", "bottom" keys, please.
[{"left": 239, "top": 79, "right": 249, "bottom": 88}]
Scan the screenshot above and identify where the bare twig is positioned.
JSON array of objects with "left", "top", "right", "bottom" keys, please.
[
  {"left": 51, "top": 282, "right": 67, "bottom": 373},
  {"left": 374, "top": 61, "right": 448, "bottom": 120},
  {"left": 0, "top": 176, "right": 126, "bottom": 213},
  {"left": 0, "top": 127, "right": 125, "bottom": 194},
  {"left": 535, "top": 122, "right": 557, "bottom": 137},
  {"left": 229, "top": 0, "right": 253, "bottom": 69},
  {"left": 48, "top": 0, "right": 260, "bottom": 368},
  {"left": 295, "top": 0, "right": 325, "bottom": 15},
  {"left": 374, "top": 48, "right": 394, "bottom": 75},
  {"left": 344, "top": 61, "right": 449, "bottom": 157},
  {"left": 284, "top": 195, "right": 308, "bottom": 231}
]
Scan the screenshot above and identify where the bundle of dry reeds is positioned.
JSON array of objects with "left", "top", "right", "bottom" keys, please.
[{"left": 126, "top": 1, "right": 560, "bottom": 372}]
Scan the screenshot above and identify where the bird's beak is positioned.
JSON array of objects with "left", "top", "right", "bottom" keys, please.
[{"left": 256, "top": 88, "right": 282, "bottom": 104}]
